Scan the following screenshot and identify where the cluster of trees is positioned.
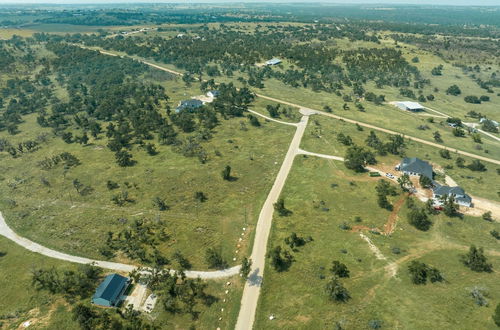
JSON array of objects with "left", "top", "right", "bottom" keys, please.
[
  {"left": 375, "top": 179, "right": 398, "bottom": 211},
  {"left": 406, "top": 197, "right": 433, "bottom": 231},
  {"left": 365, "top": 131, "right": 406, "bottom": 156},
  {"left": 44, "top": 22, "right": 424, "bottom": 97},
  {"left": 407, "top": 260, "right": 443, "bottom": 285},
  {"left": 103, "top": 219, "right": 170, "bottom": 266},
  {"left": 31, "top": 263, "right": 102, "bottom": 300},
  {"left": 36, "top": 152, "right": 81, "bottom": 170},
  {"left": 344, "top": 145, "right": 376, "bottom": 172}
]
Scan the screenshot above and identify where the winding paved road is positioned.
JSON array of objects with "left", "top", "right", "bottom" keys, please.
[{"left": 0, "top": 211, "right": 240, "bottom": 279}]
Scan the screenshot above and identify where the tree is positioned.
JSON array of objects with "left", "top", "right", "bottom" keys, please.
[
  {"left": 408, "top": 260, "right": 427, "bottom": 284},
  {"left": 72, "top": 304, "right": 97, "bottom": 330},
  {"left": 337, "top": 133, "right": 353, "bottom": 146},
  {"left": 325, "top": 277, "right": 350, "bottom": 303},
  {"left": 452, "top": 127, "right": 465, "bottom": 137},
  {"left": 431, "top": 65, "right": 443, "bottom": 76},
  {"left": 145, "top": 143, "right": 158, "bottom": 156},
  {"left": 240, "top": 257, "right": 252, "bottom": 280},
  {"left": 460, "top": 245, "right": 493, "bottom": 272},
  {"left": 205, "top": 248, "right": 228, "bottom": 269},
  {"left": 446, "top": 84, "right": 461, "bottom": 96},
  {"left": 408, "top": 207, "right": 432, "bottom": 231},
  {"left": 247, "top": 114, "right": 261, "bottom": 127},
  {"left": 482, "top": 211, "right": 493, "bottom": 222},
  {"left": 284, "top": 232, "right": 307, "bottom": 249},
  {"left": 493, "top": 303, "right": 500, "bottom": 327},
  {"left": 221, "top": 165, "right": 232, "bottom": 180},
  {"left": 268, "top": 246, "right": 293, "bottom": 272},
  {"left": 274, "top": 198, "right": 292, "bottom": 216},
  {"left": 433, "top": 131, "right": 443, "bottom": 143},
  {"left": 344, "top": 145, "right": 376, "bottom": 172},
  {"left": 152, "top": 197, "right": 169, "bottom": 211},
  {"left": 467, "top": 160, "right": 486, "bottom": 172},
  {"left": 439, "top": 149, "right": 451, "bottom": 159},
  {"left": 194, "top": 191, "right": 207, "bottom": 202},
  {"left": 115, "top": 150, "right": 135, "bottom": 167},
  {"left": 456, "top": 157, "right": 465, "bottom": 168},
  {"left": 397, "top": 173, "right": 412, "bottom": 192},
  {"left": 442, "top": 195, "right": 459, "bottom": 217},
  {"left": 419, "top": 175, "right": 433, "bottom": 188},
  {"left": 464, "top": 95, "right": 481, "bottom": 104},
  {"left": 330, "top": 261, "right": 350, "bottom": 278}
]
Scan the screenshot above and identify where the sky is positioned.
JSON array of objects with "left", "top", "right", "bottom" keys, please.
[{"left": 0, "top": 0, "right": 498, "bottom": 5}]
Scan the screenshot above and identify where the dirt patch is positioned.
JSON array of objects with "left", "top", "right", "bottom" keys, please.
[{"left": 383, "top": 194, "right": 407, "bottom": 235}]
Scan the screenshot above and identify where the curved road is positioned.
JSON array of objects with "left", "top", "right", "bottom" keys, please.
[{"left": 0, "top": 211, "right": 240, "bottom": 279}]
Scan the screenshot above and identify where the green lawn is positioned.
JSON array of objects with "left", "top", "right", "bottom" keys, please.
[
  {"left": 301, "top": 114, "right": 500, "bottom": 201},
  {"left": 254, "top": 157, "right": 500, "bottom": 329},
  {"left": 0, "top": 103, "right": 295, "bottom": 269}
]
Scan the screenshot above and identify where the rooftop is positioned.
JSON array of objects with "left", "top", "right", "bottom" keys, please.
[
  {"left": 396, "top": 101, "right": 425, "bottom": 110},
  {"left": 400, "top": 157, "right": 433, "bottom": 179},
  {"left": 92, "top": 273, "right": 129, "bottom": 306}
]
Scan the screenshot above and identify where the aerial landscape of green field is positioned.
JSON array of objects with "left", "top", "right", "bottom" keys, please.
[{"left": 0, "top": 1, "right": 499, "bottom": 329}]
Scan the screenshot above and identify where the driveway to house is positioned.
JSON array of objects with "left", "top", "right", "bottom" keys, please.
[
  {"left": 235, "top": 111, "right": 310, "bottom": 330},
  {"left": 0, "top": 211, "right": 240, "bottom": 278}
]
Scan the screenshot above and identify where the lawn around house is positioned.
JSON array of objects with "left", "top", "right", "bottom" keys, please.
[
  {"left": 301, "top": 114, "right": 500, "bottom": 201},
  {"left": 254, "top": 156, "right": 500, "bottom": 330}
]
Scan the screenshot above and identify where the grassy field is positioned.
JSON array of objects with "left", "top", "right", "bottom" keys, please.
[
  {"left": 301, "top": 114, "right": 500, "bottom": 201},
  {"left": 0, "top": 99, "right": 295, "bottom": 269},
  {"left": 254, "top": 156, "right": 500, "bottom": 329},
  {"left": 0, "top": 236, "right": 78, "bottom": 329}
]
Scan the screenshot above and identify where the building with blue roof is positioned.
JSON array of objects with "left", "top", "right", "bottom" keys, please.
[{"left": 92, "top": 273, "right": 130, "bottom": 307}]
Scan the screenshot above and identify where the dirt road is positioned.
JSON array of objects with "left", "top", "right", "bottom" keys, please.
[{"left": 235, "top": 112, "right": 310, "bottom": 330}]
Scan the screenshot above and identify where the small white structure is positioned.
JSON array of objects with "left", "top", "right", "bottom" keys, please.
[
  {"left": 207, "top": 90, "right": 220, "bottom": 98},
  {"left": 395, "top": 101, "right": 425, "bottom": 112},
  {"left": 480, "top": 118, "right": 499, "bottom": 127},
  {"left": 265, "top": 58, "right": 281, "bottom": 66}
]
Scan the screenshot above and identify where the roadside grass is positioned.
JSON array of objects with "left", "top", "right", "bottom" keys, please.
[
  {"left": 301, "top": 114, "right": 500, "bottom": 200},
  {"left": 254, "top": 156, "right": 500, "bottom": 330},
  {"left": 0, "top": 105, "right": 294, "bottom": 269}
]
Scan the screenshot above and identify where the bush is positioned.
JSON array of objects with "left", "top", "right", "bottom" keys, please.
[
  {"left": 460, "top": 246, "right": 493, "bottom": 272},
  {"left": 464, "top": 95, "right": 481, "bottom": 104},
  {"left": 446, "top": 84, "right": 461, "bottom": 96},
  {"left": 205, "top": 248, "right": 228, "bottom": 269}
]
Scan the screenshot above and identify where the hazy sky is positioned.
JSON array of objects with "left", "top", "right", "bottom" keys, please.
[{"left": 0, "top": 0, "right": 499, "bottom": 5}]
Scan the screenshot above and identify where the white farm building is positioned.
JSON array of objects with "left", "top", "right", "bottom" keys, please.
[{"left": 395, "top": 101, "right": 425, "bottom": 112}]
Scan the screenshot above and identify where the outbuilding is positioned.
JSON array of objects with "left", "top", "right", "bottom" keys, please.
[
  {"left": 395, "top": 101, "right": 425, "bottom": 112},
  {"left": 92, "top": 273, "right": 130, "bottom": 307},
  {"left": 265, "top": 58, "right": 281, "bottom": 66}
]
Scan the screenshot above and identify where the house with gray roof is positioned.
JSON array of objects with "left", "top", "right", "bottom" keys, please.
[
  {"left": 175, "top": 99, "right": 203, "bottom": 113},
  {"left": 396, "top": 157, "right": 433, "bottom": 180},
  {"left": 92, "top": 273, "right": 130, "bottom": 307},
  {"left": 432, "top": 184, "right": 472, "bottom": 207}
]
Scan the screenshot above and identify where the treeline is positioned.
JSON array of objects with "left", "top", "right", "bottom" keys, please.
[{"left": 44, "top": 24, "right": 423, "bottom": 95}]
